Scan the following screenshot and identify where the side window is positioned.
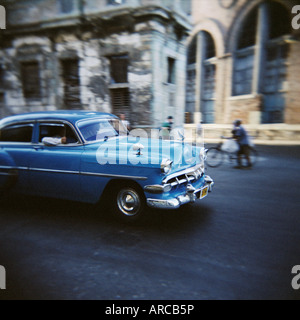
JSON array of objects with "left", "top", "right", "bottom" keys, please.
[
  {"left": 38, "top": 123, "right": 79, "bottom": 144},
  {"left": 0, "top": 124, "right": 33, "bottom": 143}
]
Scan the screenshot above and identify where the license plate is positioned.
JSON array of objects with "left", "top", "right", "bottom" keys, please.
[{"left": 200, "top": 186, "right": 209, "bottom": 199}]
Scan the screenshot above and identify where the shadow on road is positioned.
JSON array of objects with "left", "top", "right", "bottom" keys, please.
[{"left": 0, "top": 192, "right": 213, "bottom": 234}]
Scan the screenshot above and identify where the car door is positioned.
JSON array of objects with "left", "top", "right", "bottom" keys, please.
[
  {"left": 0, "top": 122, "right": 34, "bottom": 193},
  {"left": 28, "top": 121, "right": 84, "bottom": 202}
]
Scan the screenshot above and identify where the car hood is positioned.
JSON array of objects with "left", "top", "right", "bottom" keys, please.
[{"left": 86, "top": 136, "right": 201, "bottom": 173}]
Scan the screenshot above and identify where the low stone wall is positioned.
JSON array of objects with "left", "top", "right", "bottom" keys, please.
[{"left": 184, "top": 124, "right": 300, "bottom": 145}]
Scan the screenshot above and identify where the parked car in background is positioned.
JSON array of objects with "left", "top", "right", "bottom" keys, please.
[{"left": 0, "top": 111, "right": 214, "bottom": 221}]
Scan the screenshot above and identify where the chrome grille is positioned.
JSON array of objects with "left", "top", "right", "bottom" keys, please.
[{"left": 162, "top": 165, "right": 204, "bottom": 187}]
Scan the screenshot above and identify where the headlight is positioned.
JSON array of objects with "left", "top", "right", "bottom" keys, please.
[{"left": 161, "top": 159, "right": 173, "bottom": 174}]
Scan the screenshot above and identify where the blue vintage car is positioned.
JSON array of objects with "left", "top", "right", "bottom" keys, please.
[{"left": 0, "top": 111, "right": 214, "bottom": 220}]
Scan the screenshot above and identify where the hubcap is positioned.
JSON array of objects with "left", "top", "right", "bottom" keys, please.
[{"left": 117, "top": 188, "right": 141, "bottom": 217}]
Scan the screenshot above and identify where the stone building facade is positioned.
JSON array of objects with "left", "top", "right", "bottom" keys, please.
[
  {"left": 0, "top": 0, "right": 191, "bottom": 127},
  {"left": 186, "top": 0, "right": 300, "bottom": 125}
]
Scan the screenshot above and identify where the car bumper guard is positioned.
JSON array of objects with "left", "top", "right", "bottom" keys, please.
[{"left": 147, "top": 175, "right": 214, "bottom": 210}]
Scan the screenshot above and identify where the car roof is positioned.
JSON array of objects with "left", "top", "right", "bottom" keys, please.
[{"left": 0, "top": 110, "right": 118, "bottom": 127}]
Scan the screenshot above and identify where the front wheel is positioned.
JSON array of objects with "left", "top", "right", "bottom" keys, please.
[
  {"left": 206, "top": 147, "right": 224, "bottom": 168},
  {"left": 111, "top": 183, "right": 145, "bottom": 221}
]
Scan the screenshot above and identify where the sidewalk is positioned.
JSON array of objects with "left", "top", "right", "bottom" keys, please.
[{"left": 184, "top": 123, "right": 300, "bottom": 146}]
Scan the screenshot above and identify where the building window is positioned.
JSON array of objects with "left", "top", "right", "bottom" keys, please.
[
  {"left": 262, "top": 42, "right": 289, "bottom": 124},
  {"left": 110, "top": 55, "right": 128, "bottom": 84},
  {"left": 110, "top": 88, "right": 130, "bottom": 117},
  {"left": 233, "top": 48, "right": 255, "bottom": 96},
  {"left": 268, "top": 3, "right": 291, "bottom": 40},
  {"left": 109, "top": 55, "right": 130, "bottom": 121},
  {"left": 261, "top": 3, "right": 291, "bottom": 124},
  {"left": 185, "top": 31, "right": 216, "bottom": 124},
  {"left": 186, "top": 40, "right": 197, "bottom": 122},
  {"left": 205, "top": 33, "right": 216, "bottom": 59},
  {"left": 232, "top": 7, "right": 258, "bottom": 96},
  {"left": 187, "top": 38, "right": 197, "bottom": 65},
  {"left": 167, "top": 58, "right": 176, "bottom": 84},
  {"left": 233, "top": 2, "right": 291, "bottom": 123},
  {"left": 61, "top": 59, "right": 81, "bottom": 109},
  {"left": 186, "top": 67, "right": 196, "bottom": 122},
  {"left": 237, "top": 8, "right": 258, "bottom": 50},
  {"left": 20, "top": 61, "right": 41, "bottom": 100},
  {"left": 59, "top": 0, "right": 74, "bottom": 14},
  {"left": 201, "top": 32, "right": 216, "bottom": 124}
]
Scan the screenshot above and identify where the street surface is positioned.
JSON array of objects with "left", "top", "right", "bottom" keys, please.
[{"left": 0, "top": 145, "right": 300, "bottom": 300}]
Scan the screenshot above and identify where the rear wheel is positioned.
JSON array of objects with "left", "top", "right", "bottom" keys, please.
[{"left": 206, "top": 147, "right": 224, "bottom": 168}]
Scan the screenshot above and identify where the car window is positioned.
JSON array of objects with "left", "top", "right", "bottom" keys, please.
[
  {"left": 39, "top": 123, "right": 79, "bottom": 144},
  {"left": 77, "top": 118, "right": 127, "bottom": 142},
  {"left": 0, "top": 123, "right": 34, "bottom": 143}
]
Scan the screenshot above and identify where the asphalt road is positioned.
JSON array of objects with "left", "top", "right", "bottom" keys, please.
[{"left": 0, "top": 145, "right": 300, "bottom": 300}]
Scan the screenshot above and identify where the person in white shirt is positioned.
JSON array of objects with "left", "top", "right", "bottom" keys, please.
[
  {"left": 120, "top": 113, "right": 131, "bottom": 131},
  {"left": 42, "top": 126, "right": 67, "bottom": 146}
]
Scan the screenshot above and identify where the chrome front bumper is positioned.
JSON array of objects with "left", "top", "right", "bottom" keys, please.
[{"left": 147, "top": 176, "right": 214, "bottom": 210}]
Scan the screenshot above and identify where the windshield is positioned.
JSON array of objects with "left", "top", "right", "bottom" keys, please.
[{"left": 77, "top": 118, "right": 128, "bottom": 142}]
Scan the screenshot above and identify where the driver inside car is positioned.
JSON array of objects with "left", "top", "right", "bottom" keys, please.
[{"left": 42, "top": 125, "right": 67, "bottom": 146}]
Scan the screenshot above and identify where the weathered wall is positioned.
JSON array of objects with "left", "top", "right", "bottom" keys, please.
[
  {"left": 0, "top": 30, "right": 154, "bottom": 124},
  {"left": 0, "top": 0, "right": 191, "bottom": 127}
]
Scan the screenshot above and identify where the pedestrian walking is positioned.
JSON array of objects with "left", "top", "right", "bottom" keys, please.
[
  {"left": 161, "top": 116, "right": 174, "bottom": 140},
  {"left": 232, "top": 119, "right": 252, "bottom": 169},
  {"left": 162, "top": 116, "right": 174, "bottom": 132}
]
